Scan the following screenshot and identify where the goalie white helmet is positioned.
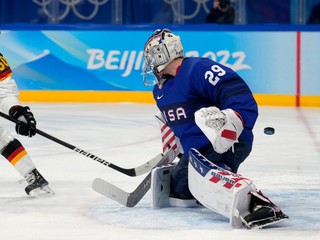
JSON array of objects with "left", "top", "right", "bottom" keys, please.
[{"left": 142, "top": 28, "right": 184, "bottom": 86}]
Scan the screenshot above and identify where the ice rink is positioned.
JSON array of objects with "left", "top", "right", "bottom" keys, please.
[{"left": 0, "top": 103, "right": 319, "bottom": 240}]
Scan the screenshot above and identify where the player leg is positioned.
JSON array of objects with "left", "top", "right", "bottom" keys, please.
[
  {"left": 188, "top": 148, "right": 288, "bottom": 229},
  {"left": 151, "top": 155, "right": 200, "bottom": 208},
  {"left": 0, "top": 127, "right": 54, "bottom": 196},
  {"left": 170, "top": 154, "right": 194, "bottom": 199},
  {"left": 202, "top": 142, "right": 289, "bottom": 228}
]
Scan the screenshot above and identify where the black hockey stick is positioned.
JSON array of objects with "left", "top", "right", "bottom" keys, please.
[
  {"left": 92, "top": 148, "right": 180, "bottom": 207},
  {"left": 92, "top": 114, "right": 181, "bottom": 207},
  {"left": 0, "top": 111, "right": 162, "bottom": 177}
]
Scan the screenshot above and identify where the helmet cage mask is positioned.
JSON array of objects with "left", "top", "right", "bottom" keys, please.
[{"left": 142, "top": 29, "right": 183, "bottom": 86}]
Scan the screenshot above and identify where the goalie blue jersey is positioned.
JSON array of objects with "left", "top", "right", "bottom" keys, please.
[{"left": 153, "top": 57, "right": 258, "bottom": 156}]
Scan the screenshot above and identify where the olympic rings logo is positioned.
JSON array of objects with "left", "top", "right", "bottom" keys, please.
[
  {"left": 32, "top": 0, "right": 232, "bottom": 23},
  {"left": 32, "top": 0, "right": 109, "bottom": 21},
  {"left": 163, "top": 0, "right": 213, "bottom": 20}
]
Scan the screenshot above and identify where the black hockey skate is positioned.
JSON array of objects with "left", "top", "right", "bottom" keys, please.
[
  {"left": 241, "top": 191, "right": 289, "bottom": 229},
  {"left": 24, "top": 168, "right": 54, "bottom": 197}
]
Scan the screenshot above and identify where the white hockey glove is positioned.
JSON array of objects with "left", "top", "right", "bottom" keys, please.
[
  {"left": 195, "top": 107, "right": 244, "bottom": 153},
  {"left": 155, "top": 112, "right": 183, "bottom": 154}
]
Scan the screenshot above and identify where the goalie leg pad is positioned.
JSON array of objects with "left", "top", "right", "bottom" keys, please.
[
  {"left": 151, "top": 164, "right": 175, "bottom": 208},
  {"left": 188, "top": 148, "right": 255, "bottom": 228},
  {"left": 188, "top": 149, "right": 289, "bottom": 229},
  {"left": 151, "top": 163, "right": 200, "bottom": 208}
]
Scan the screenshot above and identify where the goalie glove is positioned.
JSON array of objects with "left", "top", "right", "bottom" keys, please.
[
  {"left": 9, "top": 105, "right": 37, "bottom": 137},
  {"left": 195, "top": 107, "right": 243, "bottom": 154}
]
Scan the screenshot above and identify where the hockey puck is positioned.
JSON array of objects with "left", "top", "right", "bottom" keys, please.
[{"left": 264, "top": 127, "right": 275, "bottom": 135}]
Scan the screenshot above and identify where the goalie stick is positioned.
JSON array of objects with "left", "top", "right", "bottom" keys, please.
[
  {"left": 0, "top": 111, "right": 161, "bottom": 177},
  {"left": 92, "top": 148, "right": 178, "bottom": 207}
]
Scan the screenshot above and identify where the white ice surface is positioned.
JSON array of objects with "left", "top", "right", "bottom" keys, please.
[{"left": 0, "top": 103, "right": 319, "bottom": 240}]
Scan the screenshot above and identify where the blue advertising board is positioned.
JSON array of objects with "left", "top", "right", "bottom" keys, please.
[{"left": 0, "top": 26, "right": 319, "bottom": 106}]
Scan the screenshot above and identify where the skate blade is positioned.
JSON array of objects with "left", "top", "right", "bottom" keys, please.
[{"left": 246, "top": 217, "right": 289, "bottom": 229}]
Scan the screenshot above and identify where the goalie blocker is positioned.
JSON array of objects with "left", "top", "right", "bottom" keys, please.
[{"left": 188, "top": 148, "right": 288, "bottom": 229}]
